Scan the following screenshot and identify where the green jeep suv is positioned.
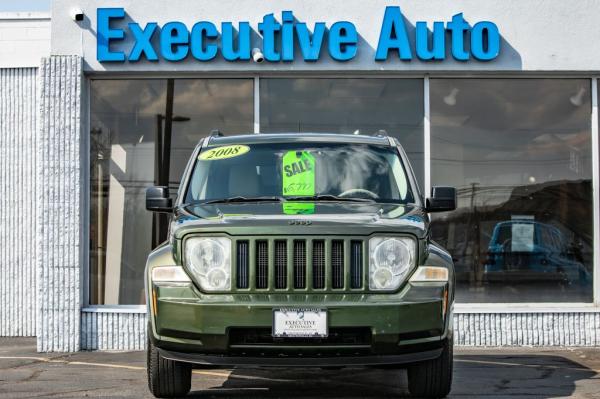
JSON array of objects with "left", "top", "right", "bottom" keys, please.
[{"left": 145, "top": 132, "right": 456, "bottom": 398}]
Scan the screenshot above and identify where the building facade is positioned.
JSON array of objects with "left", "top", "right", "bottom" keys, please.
[{"left": 1, "top": 0, "right": 600, "bottom": 351}]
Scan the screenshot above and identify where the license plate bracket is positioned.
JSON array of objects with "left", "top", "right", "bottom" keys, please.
[{"left": 272, "top": 308, "right": 328, "bottom": 338}]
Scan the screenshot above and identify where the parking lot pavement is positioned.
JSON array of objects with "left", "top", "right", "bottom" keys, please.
[{"left": 1, "top": 338, "right": 599, "bottom": 399}]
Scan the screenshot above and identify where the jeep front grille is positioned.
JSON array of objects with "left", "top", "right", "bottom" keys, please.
[
  {"left": 331, "top": 240, "right": 344, "bottom": 289},
  {"left": 236, "top": 241, "right": 249, "bottom": 289},
  {"left": 350, "top": 240, "right": 363, "bottom": 289},
  {"left": 256, "top": 240, "right": 269, "bottom": 289},
  {"left": 274, "top": 240, "right": 287, "bottom": 289},
  {"left": 312, "top": 240, "right": 325, "bottom": 289},
  {"left": 293, "top": 240, "right": 306, "bottom": 289},
  {"left": 234, "top": 237, "right": 365, "bottom": 292}
]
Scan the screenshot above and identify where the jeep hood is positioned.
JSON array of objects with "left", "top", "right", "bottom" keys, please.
[{"left": 172, "top": 202, "right": 428, "bottom": 239}]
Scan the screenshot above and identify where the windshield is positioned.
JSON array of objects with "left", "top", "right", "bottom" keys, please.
[{"left": 184, "top": 142, "right": 416, "bottom": 204}]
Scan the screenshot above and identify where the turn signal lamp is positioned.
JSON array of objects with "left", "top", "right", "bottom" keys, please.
[
  {"left": 409, "top": 266, "right": 449, "bottom": 282},
  {"left": 151, "top": 266, "right": 192, "bottom": 283}
]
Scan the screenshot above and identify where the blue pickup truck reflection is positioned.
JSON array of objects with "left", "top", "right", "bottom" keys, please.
[{"left": 483, "top": 220, "right": 590, "bottom": 284}]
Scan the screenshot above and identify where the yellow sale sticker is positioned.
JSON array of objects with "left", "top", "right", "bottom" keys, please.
[{"left": 199, "top": 145, "right": 250, "bottom": 161}]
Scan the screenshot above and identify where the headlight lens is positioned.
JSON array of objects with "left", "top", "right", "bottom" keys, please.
[
  {"left": 184, "top": 237, "right": 231, "bottom": 291},
  {"left": 369, "top": 237, "right": 415, "bottom": 290}
]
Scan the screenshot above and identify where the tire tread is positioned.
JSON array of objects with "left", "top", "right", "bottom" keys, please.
[
  {"left": 407, "top": 339, "right": 453, "bottom": 398},
  {"left": 147, "top": 339, "right": 192, "bottom": 398}
]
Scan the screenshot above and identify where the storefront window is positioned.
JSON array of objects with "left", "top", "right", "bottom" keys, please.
[
  {"left": 260, "top": 78, "right": 425, "bottom": 187},
  {"left": 90, "top": 79, "right": 253, "bottom": 305},
  {"left": 430, "top": 79, "right": 593, "bottom": 303}
]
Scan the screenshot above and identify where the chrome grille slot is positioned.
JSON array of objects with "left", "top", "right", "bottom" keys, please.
[
  {"left": 331, "top": 240, "right": 344, "bottom": 289},
  {"left": 236, "top": 241, "right": 249, "bottom": 289},
  {"left": 312, "top": 240, "right": 325, "bottom": 289},
  {"left": 256, "top": 241, "right": 269, "bottom": 289},
  {"left": 293, "top": 240, "right": 306, "bottom": 289},
  {"left": 275, "top": 240, "right": 287, "bottom": 289},
  {"left": 350, "top": 240, "right": 363, "bottom": 289}
]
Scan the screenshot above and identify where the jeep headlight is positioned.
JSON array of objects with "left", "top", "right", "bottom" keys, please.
[
  {"left": 369, "top": 237, "right": 416, "bottom": 291},
  {"left": 184, "top": 237, "right": 231, "bottom": 291}
]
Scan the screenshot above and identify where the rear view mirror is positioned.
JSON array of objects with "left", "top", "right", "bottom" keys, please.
[
  {"left": 146, "top": 186, "right": 173, "bottom": 213},
  {"left": 426, "top": 186, "right": 456, "bottom": 213}
]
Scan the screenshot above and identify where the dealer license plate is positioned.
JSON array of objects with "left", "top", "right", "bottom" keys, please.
[{"left": 273, "top": 308, "right": 328, "bottom": 337}]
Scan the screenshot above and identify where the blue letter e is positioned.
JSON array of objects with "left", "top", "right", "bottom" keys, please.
[{"left": 97, "top": 8, "right": 126, "bottom": 62}]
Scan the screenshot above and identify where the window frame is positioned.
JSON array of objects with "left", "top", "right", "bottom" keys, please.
[
  {"left": 426, "top": 75, "right": 599, "bottom": 309},
  {"left": 82, "top": 74, "right": 600, "bottom": 312},
  {"left": 84, "top": 77, "right": 255, "bottom": 307}
]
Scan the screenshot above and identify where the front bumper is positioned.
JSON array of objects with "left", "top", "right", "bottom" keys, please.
[
  {"left": 149, "top": 282, "right": 451, "bottom": 363},
  {"left": 158, "top": 345, "right": 444, "bottom": 367}
]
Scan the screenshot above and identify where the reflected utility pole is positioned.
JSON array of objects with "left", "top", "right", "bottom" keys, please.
[
  {"left": 468, "top": 182, "right": 480, "bottom": 286},
  {"left": 152, "top": 79, "right": 191, "bottom": 248}
]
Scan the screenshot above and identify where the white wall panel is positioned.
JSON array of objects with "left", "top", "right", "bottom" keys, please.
[
  {"left": 0, "top": 68, "right": 38, "bottom": 337},
  {"left": 81, "top": 311, "right": 146, "bottom": 351},
  {"left": 51, "top": 0, "right": 600, "bottom": 73},
  {"left": 36, "top": 55, "right": 83, "bottom": 352},
  {"left": 454, "top": 312, "right": 600, "bottom": 347},
  {"left": 0, "top": 13, "right": 50, "bottom": 68}
]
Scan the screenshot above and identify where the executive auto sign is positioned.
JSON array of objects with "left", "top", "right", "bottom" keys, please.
[{"left": 97, "top": 6, "right": 500, "bottom": 63}]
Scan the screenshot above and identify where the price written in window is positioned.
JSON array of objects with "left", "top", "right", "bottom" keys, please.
[{"left": 282, "top": 151, "right": 315, "bottom": 196}]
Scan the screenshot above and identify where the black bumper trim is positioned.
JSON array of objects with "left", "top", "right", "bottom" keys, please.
[{"left": 158, "top": 348, "right": 443, "bottom": 367}]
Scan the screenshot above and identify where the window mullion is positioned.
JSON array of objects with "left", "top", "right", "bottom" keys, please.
[
  {"left": 592, "top": 77, "right": 599, "bottom": 306},
  {"left": 424, "top": 75, "right": 431, "bottom": 198},
  {"left": 254, "top": 76, "right": 260, "bottom": 133}
]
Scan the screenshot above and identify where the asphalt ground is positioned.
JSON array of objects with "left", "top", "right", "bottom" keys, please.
[{"left": 1, "top": 338, "right": 599, "bottom": 398}]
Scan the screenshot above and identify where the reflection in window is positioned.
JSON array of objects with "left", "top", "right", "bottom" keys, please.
[
  {"left": 90, "top": 79, "right": 253, "bottom": 304},
  {"left": 260, "top": 78, "right": 425, "bottom": 187},
  {"left": 430, "top": 79, "right": 593, "bottom": 303}
]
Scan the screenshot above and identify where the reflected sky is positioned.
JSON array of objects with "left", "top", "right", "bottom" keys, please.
[
  {"left": 260, "top": 78, "right": 424, "bottom": 187},
  {"left": 431, "top": 79, "right": 592, "bottom": 199}
]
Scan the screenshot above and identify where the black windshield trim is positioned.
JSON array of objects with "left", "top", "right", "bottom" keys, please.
[{"left": 201, "top": 196, "right": 285, "bottom": 205}]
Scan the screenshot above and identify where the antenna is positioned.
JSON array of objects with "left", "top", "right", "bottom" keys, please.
[
  {"left": 373, "top": 129, "right": 388, "bottom": 138},
  {"left": 210, "top": 129, "right": 223, "bottom": 137}
]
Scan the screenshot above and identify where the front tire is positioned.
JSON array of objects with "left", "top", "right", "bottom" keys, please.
[
  {"left": 407, "top": 338, "right": 453, "bottom": 398},
  {"left": 147, "top": 339, "right": 192, "bottom": 398}
]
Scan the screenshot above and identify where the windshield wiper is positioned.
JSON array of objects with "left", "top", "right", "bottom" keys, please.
[
  {"left": 202, "top": 196, "right": 284, "bottom": 204},
  {"left": 195, "top": 194, "right": 375, "bottom": 205},
  {"left": 285, "top": 194, "right": 375, "bottom": 203}
]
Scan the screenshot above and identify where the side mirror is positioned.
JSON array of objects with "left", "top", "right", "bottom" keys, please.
[
  {"left": 146, "top": 186, "right": 173, "bottom": 213},
  {"left": 426, "top": 186, "right": 456, "bottom": 213}
]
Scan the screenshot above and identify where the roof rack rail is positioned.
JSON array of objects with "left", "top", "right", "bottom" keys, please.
[
  {"left": 210, "top": 129, "right": 223, "bottom": 137},
  {"left": 373, "top": 129, "right": 388, "bottom": 138}
]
